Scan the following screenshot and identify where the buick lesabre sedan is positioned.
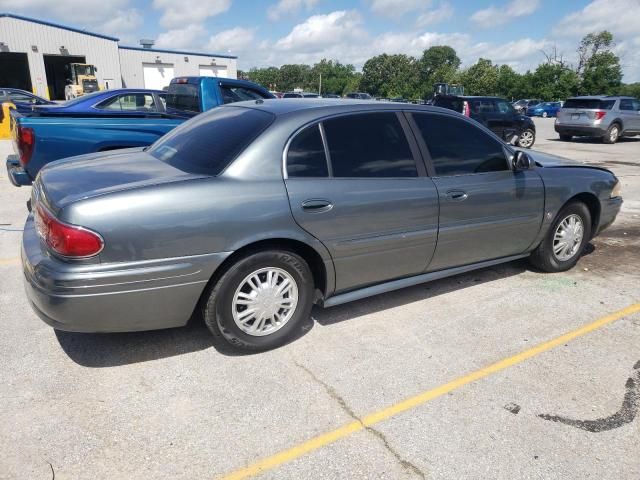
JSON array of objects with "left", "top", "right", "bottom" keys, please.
[{"left": 22, "top": 100, "right": 622, "bottom": 351}]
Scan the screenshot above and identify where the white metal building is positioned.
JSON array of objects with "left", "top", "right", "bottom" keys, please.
[{"left": 0, "top": 13, "right": 237, "bottom": 100}]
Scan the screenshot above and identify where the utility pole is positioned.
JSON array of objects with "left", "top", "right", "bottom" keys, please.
[{"left": 319, "top": 73, "right": 322, "bottom": 95}]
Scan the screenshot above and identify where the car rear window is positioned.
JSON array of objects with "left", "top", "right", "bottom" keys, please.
[
  {"left": 166, "top": 83, "right": 201, "bottom": 113},
  {"left": 148, "top": 107, "right": 274, "bottom": 175},
  {"left": 563, "top": 99, "right": 616, "bottom": 110},
  {"left": 434, "top": 97, "right": 464, "bottom": 113}
]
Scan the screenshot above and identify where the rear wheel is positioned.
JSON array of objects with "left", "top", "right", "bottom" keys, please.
[
  {"left": 559, "top": 134, "right": 572, "bottom": 142},
  {"left": 529, "top": 202, "right": 591, "bottom": 273},
  {"left": 517, "top": 128, "right": 535, "bottom": 148},
  {"left": 203, "top": 250, "right": 314, "bottom": 351},
  {"left": 602, "top": 123, "right": 620, "bottom": 144}
]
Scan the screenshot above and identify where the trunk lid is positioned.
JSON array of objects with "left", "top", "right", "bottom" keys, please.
[{"left": 37, "top": 148, "right": 207, "bottom": 210}]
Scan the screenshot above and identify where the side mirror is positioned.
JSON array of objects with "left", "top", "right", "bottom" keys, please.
[{"left": 512, "top": 150, "right": 533, "bottom": 171}]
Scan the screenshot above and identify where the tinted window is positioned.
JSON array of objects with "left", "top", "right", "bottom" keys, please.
[
  {"left": 563, "top": 99, "right": 616, "bottom": 110},
  {"left": 323, "top": 113, "right": 417, "bottom": 178},
  {"left": 287, "top": 125, "right": 328, "bottom": 177},
  {"left": 220, "top": 85, "right": 270, "bottom": 104},
  {"left": 434, "top": 97, "right": 464, "bottom": 113},
  {"left": 495, "top": 100, "right": 514, "bottom": 113},
  {"left": 8, "top": 93, "right": 33, "bottom": 102},
  {"left": 470, "top": 100, "right": 495, "bottom": 113},
  {"left": 413, "top": 113, "right": 508, "bottom": 176},
  {"left": 166, "top": 83, "right": 201, "bottom": 113},
  {"left": 620, "top": 99, "right": 633, "bottom": 111},
  {"left": 283, "top": 93, "right": 301, "bottom": 98},
  {"left": 148, "top": 107, "right": 274, "bottom": 175}
]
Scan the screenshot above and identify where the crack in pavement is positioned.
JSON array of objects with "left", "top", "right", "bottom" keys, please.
[
  {"left": 294, "top": 360, "right": 427, "bottom": 479},
  {"left": 539, "top": 360, "right": 640, "bottom": 433}
]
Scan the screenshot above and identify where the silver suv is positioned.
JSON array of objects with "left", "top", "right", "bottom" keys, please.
[{"left": 555, "top": 96, "right": 640, "bottom": 144}]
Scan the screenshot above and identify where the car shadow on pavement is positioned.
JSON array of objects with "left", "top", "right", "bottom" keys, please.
[
  {"left": 547, "top": 137, "right": 640, "bottom": 143},
  {"left": 312, "top": 260, "right": 528, "bottom": 327}
]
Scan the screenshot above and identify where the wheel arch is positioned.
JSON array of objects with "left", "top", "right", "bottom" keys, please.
[
  {"left": 197, "top": 237, "right": 332, "bottom": 311},
  {"left": 564, "top": 192, "right": 601, "bottom": 238}
]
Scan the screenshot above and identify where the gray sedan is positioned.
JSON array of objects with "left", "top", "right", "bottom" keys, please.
[{"left": 22, "top": 100, "right": 622, "bottom": 351}]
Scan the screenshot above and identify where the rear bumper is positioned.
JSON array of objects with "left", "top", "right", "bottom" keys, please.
[
  {"left": 554, "top": 124, "right": 607, "bottom": 137},
  {"left": 596, "top": 196, "right": 623, "bottom": 235},
  {"left": 5, "top": 154, "right": 32, "bottom": 187},
  {"left": 22, "top": 215, "right": 231, "bottom": 333}
]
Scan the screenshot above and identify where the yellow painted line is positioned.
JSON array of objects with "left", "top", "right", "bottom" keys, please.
[
  {"left": 220, "top": 302, "right": 640, "bottom": 480},
  {"left": 0, "top": 257, "right": 20, "bottom": 266}
]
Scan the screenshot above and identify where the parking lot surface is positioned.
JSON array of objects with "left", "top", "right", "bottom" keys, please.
[{"left": 1, "top": 118, "right": 639, "bottom": 479}]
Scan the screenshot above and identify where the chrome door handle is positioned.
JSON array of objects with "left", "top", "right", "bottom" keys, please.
[
  {"left": 446, "top": 190, "right": 468, "bottom": 202},
  {"left": 301, "top": 199, "right": 333, "bottom": 213}
]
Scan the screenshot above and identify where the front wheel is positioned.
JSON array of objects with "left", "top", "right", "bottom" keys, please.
[
  {"left": 203, "top": 250, "right": 314, "bottom": 351},
  {"left": 517, "top": 128, "right": 535, "bottom": 148},
  {"left": 529, "top": 202, "right": 591, "bottom": 273}
]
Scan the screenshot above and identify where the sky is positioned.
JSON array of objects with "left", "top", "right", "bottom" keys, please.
[{"left": 1, "top": 0, "right": 639, "bottom": 81}]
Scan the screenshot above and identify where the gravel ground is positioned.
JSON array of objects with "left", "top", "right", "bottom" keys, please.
[{"left": 0, "top": 117, "right": 639, "bottom": 480}]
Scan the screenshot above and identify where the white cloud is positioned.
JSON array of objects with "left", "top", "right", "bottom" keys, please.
[
  {"left": 267, "top": 0, "right": 319, "bottom": 21},
  {"left": 206, "top": 27, "right": 255, "bottom": 54},
  {"left": 274, "top": 10, "right": 367, "bottom": 52},
  {"left": 0, "top": 0, "right": 129, "bottom": 24},
  {"left": 553, "top": 0, "right": 640, "bottom": 37},
  {"left": 152, "top": 0, "right": 231, "bottom": 29},
  {"left": 155, "top": 24, "right": 208, "bottom": 49},
  {"left": 101, "top": 9, "right": 143, "bottom": 35},
  {"left": 471, "top": 0, "right": 540, "bottom": 28},
  {"left": 369, "top": 0, "right": 428, "bottom": 17},
  {"left": 416, "top": 3, "right": 454, "bottom": 27}
]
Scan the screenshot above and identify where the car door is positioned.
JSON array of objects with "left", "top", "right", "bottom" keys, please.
[
  {"left": 619, "top": 99, "right": 640, "bottom": 132},
  {"left": 283, "top": 111, "right": 439, "bottom": 293},
  {"left": 494, "top": 99, "right": 519, "bottom": 140},
  {"left": 407, "top": 111, "right": 544, "bottom": 271}
]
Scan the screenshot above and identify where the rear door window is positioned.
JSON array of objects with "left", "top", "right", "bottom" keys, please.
[
  {"left": 323, "top": 112, "right": 418, "bottom": 178},
  {"left": 495, "top": 100, "right": 514, "bottom": 113},
  {"left": 470, "top": 100, "right": 495, "bottom": 114},
  {"left": 97, "top": 93, "right": 157, "bottom": 111},
  {"left": 412, "top": 113, "right": 508, "bottom": 176},
  {"left": 287, "top": 125, "right": 329, "bottom": 177},
  {"left": 148, "top": 107, "right": 274, "bottom": 175}
]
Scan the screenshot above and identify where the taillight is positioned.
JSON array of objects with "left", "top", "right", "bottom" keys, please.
[
  {"left": 462, "top": 101, "right": 470, "bottom": 117},
  {"left": 34, "top": 204, "right": 103, "bottom": 258},
  {"left": 594, "top": 111, "right": 606, "bottom": 121},
  {"left": 16, "top": 126, "right": 35, "bottom": 166}
]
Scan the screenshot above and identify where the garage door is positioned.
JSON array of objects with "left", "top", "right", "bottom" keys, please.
[
  {"left": 143, "top": 63, "right": 175, "bottom": 90},
  {"left": 199, "top": 65, "right": 228, "bottom": 78}
]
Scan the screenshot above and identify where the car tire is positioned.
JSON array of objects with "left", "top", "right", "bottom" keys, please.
[
  {"left": 559, "top": 134, "right": 572, "bottom": 142},
  {"left": 602, "top": 123, "right": 620, "bottom": 144},
  {"left": 542, "top": 112, "right": 548, "bottom": 118},
  {"left": 529, "top": 201, "right": 592, "bottom": 273},
  {"left": 517, "top": 128, "right": 535, "bottom": 148},
  {"left": 203, "top": 250, "right": 314, "bottom": 352}
]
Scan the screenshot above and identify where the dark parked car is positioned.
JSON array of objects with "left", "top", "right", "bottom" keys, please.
[
  {"left": 30, "top": 89, "right": 167, "bottom": 116},
  {"left": 0, "top": 88, "right": 55, "bottom": 113},
  {"left": 23, "top": 100, "right": 621, "bottom": 351},
  {"left": 283, "top": 92, "right": 320, "bottom": 98},
  {"left": 555, "top": 96, "right": 640, "bottom": 144},
  {"left": 433, "top": 95, "right": 536, "bottom": 148},
  {"left": 526, "top": 101, "right": 562, "bottom": 118},
  {"left": 345, "top": 92, "right": 373, "bottom": 100}
]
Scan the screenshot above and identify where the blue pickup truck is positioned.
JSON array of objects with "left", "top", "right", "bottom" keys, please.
[{"left": 6, "top": 77, "right": 273, "bottom": 186}]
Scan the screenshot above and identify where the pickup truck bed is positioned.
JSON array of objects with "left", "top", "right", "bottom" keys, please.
[{"left": 7, "top": 112, "right": 183, "bottom": 186}]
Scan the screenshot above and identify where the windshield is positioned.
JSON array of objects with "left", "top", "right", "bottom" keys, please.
[
  {"left": 74, "top": 65, "right": 95, "bottom": 76},
  {"left": 148, "top": 107, "right": 274, "bottom": 175}
]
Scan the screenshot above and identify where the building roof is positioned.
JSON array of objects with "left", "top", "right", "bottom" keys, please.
[
  {"left": 0, "top": 13, "right": 238, "bottom": 59},
  {"left": 118, "top": 45, "right": 237, "bottom": 60},
  {"left": 0, "top": 13, "right": 120, "bottom": 41}
]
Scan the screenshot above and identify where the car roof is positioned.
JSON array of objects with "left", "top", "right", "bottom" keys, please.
[
  {"left": 222, "top": 98, "right": 455, "bottom": 117},
  {"left": 567, "top": 95, "right": 632, "bottom": 100}
]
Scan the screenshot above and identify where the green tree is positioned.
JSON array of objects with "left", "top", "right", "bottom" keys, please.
[
  {"left": 460, "top": 58, "right": 499, "bottom": 95},
  {"left": 417, "top": 46, "right": 460, "bottom": 96},
  {"left": 495, "top": 64, "right": 522, "bottom": 100},
  {"left": 530, "top": 63, "right": 579, "bottom": 100},
  {"left": 311, "top": 59, "right": 358, "bottom": 95},
  {"left": 360, "top": 54, "right": 419, "bottom": 98},
  {"left": 576, "top": 31, "right": 622, "bottom": 94}
]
